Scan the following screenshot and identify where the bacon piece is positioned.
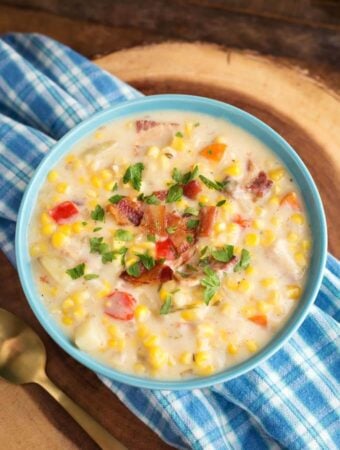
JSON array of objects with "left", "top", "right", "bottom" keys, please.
[
  {"left": 120, "top": 263, "right": 173, "bottom": 285},
  {"left": 136, "top": 120, "right": 159, "bottom": 133},
  {"left": 166, "top": 212, "right": 195, "bottom": 254},
  {"left": 183, "top": 180, "right": 202, "bottom": 200},
  {"left": 106, "top": 198, "right": 143, "bottom": 226},
  {"left": 153, "top": 190, "right": 168, "bottom": 201},
  {"left": 140, "top": 205, "right": 166, "bottom": 236},
  {"left": 247, "top": 171, "right": 273, "bottom": 199},
  {"left": 198, "top": 206, "right": 217, "bottom": 237}
]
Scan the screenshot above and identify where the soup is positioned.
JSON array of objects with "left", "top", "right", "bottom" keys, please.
[{"left": 29, "top": 111, "right": 311, "bottom": 379}]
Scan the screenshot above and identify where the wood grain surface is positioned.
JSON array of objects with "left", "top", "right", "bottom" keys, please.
[{"left": 0, "top": 29, "right": 339, "bottom": 450}]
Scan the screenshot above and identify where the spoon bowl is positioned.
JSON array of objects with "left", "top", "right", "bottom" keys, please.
[{"left": 0, "top": 308, "right": 126, "bottom": 450}]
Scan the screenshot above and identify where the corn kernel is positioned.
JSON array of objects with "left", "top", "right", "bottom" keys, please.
[
  {"left": 147, "top": 145, "right": 160, "bottom": 158},
  {"left": 287, "top": 232, "right": 298, "bottom": 243},
  {"left": 286, "top": 284, "right": 302, "bottom": 300},
  {"left": 179, "top": 352, "right": 192, "bottom": 365},
  {"left": 143, "top": 334, "right": 159, "bottom": 348},
  {"left": 257, "top": 301, "right": 271, "bottom": 314},
  {"left": 47, "top": 170, "right": 58, "bottom": 183},
  {"left": 71, "top": 222, "right": 83, "bottom": 234},
  {"left": 41, "top": 223, "right": 56, "bottom": 236},
  {"left": 137, "top": 324, "right": 150, "bottom": 338},
  {"left": 97, "top": 279, "right": 112, "bottom": 298},
  {"left": 245, "top": 233, "right": 259, "bottom": 246},
  {"left": 103, "top": 181, "right": 115, "bottom": 191},
  {"left": 197, "top": 323, "right": 215, "bottom": 338},
  {"left": 245, "top": 266, "right": 255, "bottom": 276},
  {"left": 86, "top": 189, "right": 97, "bottom": 198},
  {"left": 221, "top": 303, "right": 231, "bottom": 315},
  {"left": 71, "top": 290, "right": 90, "bottom": 304},
  {"left": 40, "top": 212, "right": 52, "bottom": 225},
  {"left": 225, "top": 162, "right": 240, "bottom": 177},
  {"left": 226, "top": 279, "right": 238, "bottom": 291},
  {"left": 194, "top": 351, "right": 209, "bottom": 367},
  {"left": 268, "top": 196, "right": 279, "bottom": 206},
  {"left": 62, "top": 298, "right": 74, "bottom": 311},
  {"left": 238, "top": 280, "right": 251, "bottom": 292},
  {"left": 290, "top": 213, "right": 304, "bottom": 225},
  {"left": 214, "top": 135, "right": 227, "bottom": 144},
  {"left": 73, "top": 306, "right": 85, "bottom": 319},
  {"left": 267, "top": 290, "right": 280, "bottom": 305},
  {"left": 221, "top": 200, "right": 234, "bottom": 215},
  {"left": 181, "top": 310, "right": 198, "bottom": 321},
  {"left": 108, "top": 338, "right": 125, "bottom": 352},
  {"left": 133, "top": 363, "right": 146, "bottom": 374},
  {"left": 261, "top": 278, "right": 276, "bottom": 288},
  {"left": 195, "top": 364, "right": 215, "bottom": 376},
  {"left": 62, "top": 316, "right": 73, "bottom": 326},
  {"left": 233, "top": 246, "right": 242, "bottom": 256},
  {"left": 270, "top": 216, "right": 279, "bottom": 226},
  {"left": 171, "top": 136, "right": 186, "bottom": 151},
  {"left": 99, "top": 169, "right": 112, "bottom": 180},
  {"left": 214, "top": 222, "right": 226, "bottom": 233},
  {"left": 295, "top": 252, "right": 307, "bottom": 266},
  {"left": 160, "top": 155, "right": 170, "bottom": 169},
  {"left": 245, "top": 340, "right": 258, "bottom": 353},
  {"left": 302, "top": 240, "right": 311, "bottom": 251},
  {"left": 185, "top": 122, "right": 193, "bottom": 137},
  {"left": 253, "top": 219, "right": 263, "bottom": 230},
  {"left": 107, "top": 324, "right": 118, "bottom": 337},
  {"left": 29, "top": 242, "right": 48, "bottom": 257},
  {"left": 269, "top": 167, "right": 285, "bottom": 182},
  {"left": 125, "top": 257, "right": 139, "bottom": 268},
  {"left": 198, "top": 194, "right": 209, "bottom": 204},
  {"left": 56, "top": 182, "right": 69, "bottom": 194},
  {"left": 90, "top": 175, "right": 102, "bottom": 189},
  {"left": 49, "top": 286, "right": 58, "bottom": 298},
  {"left": 255, "top": 206, "right": 265, "bottom": 217},
  {"left": 51, "top": 231, "right": 67, "bottom": 248},
  {"left": 261, "top": 230, "right": 276, "bottom": 247},
  {"left": 59, "top": 224, "right": 72, "bottom": 236},
  {"left": 134, "top": 305, "right": 150, "bottom": 322},
  {"left": 227, "top": 223, "right": 238, "bottom": 234},
  {"left": 227, "top": 343, "right": 238, "bottom": 355},
  {"left": 148, "top": 346, "right": 168, "bottom": 369}
]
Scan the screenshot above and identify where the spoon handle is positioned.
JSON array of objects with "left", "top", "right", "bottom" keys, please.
[{"left": 36, "top": 375, "right": 127, "bottom": 450}]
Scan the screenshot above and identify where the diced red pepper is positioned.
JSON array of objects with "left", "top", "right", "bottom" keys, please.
[
  {"left": 198, "top": 206, "right": 217, "bottom": 237},
  {"left": 156, "top": 238, "right": 177, "bottom": 260},
  {"left": 248, "top": 315, "right": 268, "bottom": 327},
  {"left": 104, "top": 291, "right": 136, "bottom": 321},
  {"left": 49, "top": 201, "right": 79, "bottom": 224},
  {"left": 183, "top": 180, "right": 202, "bottom": 200}
]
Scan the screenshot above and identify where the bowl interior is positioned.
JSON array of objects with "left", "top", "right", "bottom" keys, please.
[{"left": 15, "top": 94, "right": 327, "bottom": 390}]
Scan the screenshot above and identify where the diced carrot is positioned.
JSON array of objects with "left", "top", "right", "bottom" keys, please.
[
  {"left": 248, "top": 315, "right": 268, "bottom": 327},
  {"left": 233, "top": 214, "right": 252, "bottom": 228},
  {"left": 199, "top": 143, "right": 226, "bottom": 162},
  {"left": 280, "top": 192, "right": 300, "bottom": 210}
]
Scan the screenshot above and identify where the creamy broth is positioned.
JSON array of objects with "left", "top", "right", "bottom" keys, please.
[{"left": 29, "top": 111, "right": 311, "bottom": 379}]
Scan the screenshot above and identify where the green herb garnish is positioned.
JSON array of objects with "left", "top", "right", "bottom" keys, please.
[
  {"left": 166, "top": 226, "right": 177, "bottom": 234},
  {"left": 89, "top": 237, "right": 109, "bottom": 254},
  {"left": 187, "top": 219, "right": 200, "bottom": 229},
  {"left": 186, "top": 235, "right": 194, "bottom": 244},
  {"left": 216, "top": 199, "right": 226, "bottom": 207},
  {"left": 123, "top": 162, "right": 144, "bottom": 191},
  {"left": 102, "top": 251, "right": 116, "bottom": 264},
  {"left": 234, "top": 249, "right": 251, "bottom": 272},
  {"left": 166, "top": 184, "right": 183, "bottom": 203},
  {"left": 111, "top": 182, "right": 118, "bottom": 191},
  {"left": 200, "top": 267, "right": 220, "bottom": 305},
  {"left": 114, "top": 229, "right": 133, "bottom": 241},
  {"left": 137, "top": 253, "right": 156, "bottom": 271},
  {"left": 138, "top": 193, "right": 160, "bottom": 205},
  {"left": 194, "top": 122, "right": 200, "bottom": 127},
  {"left": 93, "top": 227, "right": 102, "bottom": 232},
  {"left": 90, "top": 204, "right": 105, "bottom": 222},
  {"left": 160, "top": 294, "right": 172, "bottom": 315},
  {"left": 199, "top": 175, "right": 226, "bottom": 191},
  {"left": 126, "top": 262, "right": 141, "bottom": 277},
  {"left": 175, "top": 131, "right": 184, "bottom": 138},
  {"left": 171, "top": 165, "right": 198, "bottom": 185},
  {"left": 212, "top": 245, "right": 234, "bottom": 263},
  {"left": 66, "top": 263, "right": 85, "bottom": 280},
  {"left": 109, "top": 194, "right": 124, "bottom": 204},
  {"left": 147, "top": 234, "right": 156, "bottom": 242},
  {"left": 84, "top": 273, "right": 99, "bottom": 280},
  {"left": 184, "top": 207, "right": 199, "bottom": 216}
]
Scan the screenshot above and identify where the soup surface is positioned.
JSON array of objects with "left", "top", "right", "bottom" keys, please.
[{"left": 29, "top": 111, "right": 311, "bottom": 379}]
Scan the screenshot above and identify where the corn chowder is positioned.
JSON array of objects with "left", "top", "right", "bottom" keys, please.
[{"left": 29, "top": 112, "right": 311, "bottom": 379}]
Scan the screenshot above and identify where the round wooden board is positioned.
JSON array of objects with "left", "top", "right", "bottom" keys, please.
[{"left": 96, "top": 42, "right": 340, "bottom": 257}]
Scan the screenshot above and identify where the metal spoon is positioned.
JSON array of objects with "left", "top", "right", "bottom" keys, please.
[{"left": 0, "top": 308, "right": 127, "bottom": 450}]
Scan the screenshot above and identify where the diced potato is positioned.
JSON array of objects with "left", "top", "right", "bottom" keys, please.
[{"left": 74, "top": 319, "right": 106, "bottom": 351}]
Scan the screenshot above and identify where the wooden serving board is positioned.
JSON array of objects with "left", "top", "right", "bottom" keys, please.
[{"left": 1, "top": 43, "right": 339, "bottom": 450}]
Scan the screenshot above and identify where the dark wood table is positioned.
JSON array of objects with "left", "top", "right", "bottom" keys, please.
[{"left": 0, "top": 1, "right": 339, "bottom": 449}]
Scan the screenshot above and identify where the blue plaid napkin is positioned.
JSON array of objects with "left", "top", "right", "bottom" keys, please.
[{"left": 0, "top": 34, "right": 339, "bottom": 450}]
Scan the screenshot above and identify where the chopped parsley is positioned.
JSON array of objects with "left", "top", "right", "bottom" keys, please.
[
  {"left": 234, "top": 249, "right": 251, "bottom": 272},
  {"left": 90, "top": 204, "right": 105, "bottom": 222},
  {"left": 126, "top": 262, "right": 141, "bottom": 277},
  {"left": 186, "top": 235, "right": 194, "bottom": 244},
  {"left": 160, "top": 294, "right": 172, "bottom": 315},
  {"left": 114, "top": 229, "right": 133, "bottom": 241},
  {"left": 123, "top": 162, "right": 144, "bottom": 191},
  {"left": 184, "top": 207, "right": 199, "bottom": 216},
  {"left": 166, "top": 184, "right": 183, "bottom": 203},
  {"left": 194, "top": 122, "right": 200, "bottom": 127},
  {"left": 200, "top": 246, "right": 208, "bottom": 257},
  {"left": 111, "top": 182, "right": 118, "bottom": 191},
  {"left": 82, "top": 221, "right": 87, "bottom": 226},
  {"left": 166, "top": 226, "right": 177, "bottom": 234},
  {"left": 187, "top": 218, "right": 200, "bottom": 229},
  {"left": 102, "top": 251, "right": 116, "bottom": 264},
  {"left": 147, "top": 234, "right": 156, "bottom": 242},
  {"left": 66, "top": 263, "right": 85, "bottom": 280},
  {"left": 172, "top": 165, "right": 199, "bottom": 185},
  {"left": 138, "top": 193, "right": 160, "bottom": 205},
  {"left": 212, "top": 245, "right": 234, "bottom": 263},
  {"left": 109, "top": 194, "right": 124, "bottom": 204},
  {"left": 216, "top": 199, "right": 226, "bottom": 207},
  {"left": 93, "top": 227, "right": 102, "bottom": 232},
  {"left": 89, "top": 237, "right": 109, "bottom": 255},
  {"left": 200, "top": 267, "right": 220, "bottom": 305},
  {"left": 136, "top": 253, "right": 156, "bottom": 271},
  {"left": 84, "top": 273, "right": 99, "bottom": 280},
  {"left": 175, "top": 131, "right": 184, "bottom": 138},
  {"left": 199, "top": 175, "right": 227, "bottom": 191}
]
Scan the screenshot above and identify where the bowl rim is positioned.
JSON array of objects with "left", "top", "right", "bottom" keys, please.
[{"left": 15, "top": 94, "right": 327, "bottom": 390}]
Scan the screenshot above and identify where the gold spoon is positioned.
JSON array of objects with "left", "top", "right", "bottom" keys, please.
[{"left": 0, "top": 308, "right": 127, "bottom": 450}]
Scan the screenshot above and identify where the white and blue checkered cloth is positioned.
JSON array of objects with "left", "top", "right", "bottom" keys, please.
[{"left": 0, "top": 34, "right": 339, "bottom": 450}]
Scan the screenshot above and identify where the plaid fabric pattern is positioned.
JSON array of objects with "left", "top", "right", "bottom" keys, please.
[{"left": 0, "top": 34, "right": 339, "bottom": 450}]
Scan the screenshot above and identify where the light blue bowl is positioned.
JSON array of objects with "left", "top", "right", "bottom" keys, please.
[{"left": 15, "top": 95, "right": 327, "bottom": 390}]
